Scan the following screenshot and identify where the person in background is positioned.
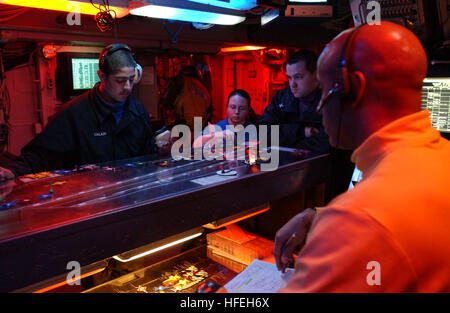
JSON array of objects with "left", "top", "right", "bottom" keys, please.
[
  {"left": 193, "top": 89, "right": 256, "bottom": 149},
  {"left": 257, "top": 49, "right": 354, "bottom": 200},
  {"left": 216, "top": 89, "right": 257, "bottom": 130},
  {"left": 0, "top": 43, "right": 161, "bottom": 181},
  {"left": 274, "top": 21, "right": 450, "bottom": 292},
  {"left": 256, "top": 50, "right": 329, "bottom": 153},
  {"left": 160, "top": 65, "right": 213, "bottom": 138}
]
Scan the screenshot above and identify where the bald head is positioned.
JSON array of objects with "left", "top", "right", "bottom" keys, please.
[{"left": 317, "top": 21, "right": 428, "bottom": 150}]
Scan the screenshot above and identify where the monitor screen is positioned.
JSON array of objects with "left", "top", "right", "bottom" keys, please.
[
  {"left": 421, "top": 78, "right": 450, "bottom": 133},
  {"left": 71, "top": 58, "right": 100, "bottom": 90},
  {"left": 56, "top": 52, "right": 100, "bottom": 102}
]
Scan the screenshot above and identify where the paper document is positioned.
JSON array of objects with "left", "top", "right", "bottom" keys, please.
[{"left": 224, "top": 259, "right": 294, "bottom": 293}]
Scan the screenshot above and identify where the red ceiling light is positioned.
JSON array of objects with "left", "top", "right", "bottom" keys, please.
[
  {"left": 220, "top": 45, "right": 267, "bottom": 53},
  {"left": 41, "top": 44, "right": 57, "bottom": 59}
]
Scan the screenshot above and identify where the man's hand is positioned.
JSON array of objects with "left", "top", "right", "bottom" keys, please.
[
  {"left": 155, "top": 130, "right": 173, "bottom": 154},
  {"left": 192, "top": 123, "right": 235, "bottom": 149},
  {"left": 0, "top": 167, "right": 16, "bottom": 200},
  {"left": 274, "top": 208, "right": 317, "bottom": 273},
  {"left": 222, "top": 129, "right": 236, "bottom": 143},
  {"left": 0, "top": 167, "right": 15, "bottom": 182},
  {"left": 192, "top": 123, "right": 215, "bottom": 149}
]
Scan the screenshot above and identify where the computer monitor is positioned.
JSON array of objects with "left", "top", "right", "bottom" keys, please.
[
  {"left": 56, "top": 52, "right": 100, "bottom": 102},
  {"left": 421, "top": 78, "right": 450, "bottom": 134},
  {"left": 349, "top": 77, "right": 450, "bottom": 190},
  {"left": 71, "top": 58, "right": 100, "bottom": 90}
]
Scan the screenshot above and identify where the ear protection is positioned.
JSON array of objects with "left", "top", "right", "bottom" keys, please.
[
  {"left": 333, "top": 24, "right": 367, "bottom": 148},
  {"left": 135, "top": 63, "right": 143, "bottom": 85},
  {"left": 99, "top": 43, "right": 143, "bottom": 84},
  {"left": 337, "top": 24, "right": 365, "bottom": 102}
]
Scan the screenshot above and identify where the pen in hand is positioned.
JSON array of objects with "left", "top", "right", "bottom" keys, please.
[{"left": 280, "top": 231, "right": 298, "bottom": 274}]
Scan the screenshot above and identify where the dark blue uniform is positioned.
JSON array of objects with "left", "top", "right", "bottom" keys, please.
[
  {"left": 257, "top": 86, "right": 355, "bottom": 201},
  {"left": 4, "top": 88, "right": 157, "bottom": 176},
  {"left": 256, "top": 87, "right": 330, "bottom": 153}
]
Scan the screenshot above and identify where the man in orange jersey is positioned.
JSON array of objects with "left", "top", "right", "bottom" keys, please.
[{"left": 274, "top": 21, "right": 450, "bottom": 292}]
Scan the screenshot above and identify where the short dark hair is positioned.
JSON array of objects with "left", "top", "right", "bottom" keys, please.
[
  {"left": 101, "top": 49, "right": 136, "bottom": 76},
  {"left": 286, "top": 50, "right": 318, "bottom": 74},
  {"left": 227, "top": 89, "right": 251, "bottom": 107}
]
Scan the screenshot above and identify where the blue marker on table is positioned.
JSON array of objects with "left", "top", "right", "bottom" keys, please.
[
  {"left": 0, "top": 200, "right": 17, "bottom": 210},
  {"left": 37, "top": 193, "right": 53, "bottom": 200}
]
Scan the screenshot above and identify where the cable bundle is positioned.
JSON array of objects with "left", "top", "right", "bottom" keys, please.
[{"left": 90, "top": 0, "right": 116, "bottom": 32}]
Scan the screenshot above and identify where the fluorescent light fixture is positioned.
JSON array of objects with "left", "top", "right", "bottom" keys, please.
[
  {"left": 112, "top": 232, "right": 203, "bottom": 262},
  {"left": 187, "top": 0, "right": 258, "bottom": 10},
  {"left": 261, "top": 8, "right": 279, "bottom": 26},
  {"left": 130, "top": 0, "right": 246, "bottom": 25},
  {"left": 203, "top": 203, "right": 270, "bottom": 229}
]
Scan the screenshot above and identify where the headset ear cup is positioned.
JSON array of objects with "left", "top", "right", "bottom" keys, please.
[
  {"left": 339, "top": 71, "right": 359, "bottom": 107},
  {"left": 341, "top": 65, "right": 351, "bottom": 96},
  {"left": 339, "top": 67, "right": 356, "bottom": 103},
  {"left": 99, "top": 43, "right": 133, "bottom": 73},
  {"left": 347, "top": 72, "right": 359, "bottom": 101},
  {"left": 134, "top": 64, "right": 143, "bottom": 84}
]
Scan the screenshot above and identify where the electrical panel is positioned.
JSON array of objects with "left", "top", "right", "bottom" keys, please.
[
  {"left": 379, "top": 0, "right": 438, "bottom": 42},
  {"left": 377, "top": 0, "right": 426, "bottom": 27},
  {"left": 350, "top": 0, "right": 434, "bottom": 42}
]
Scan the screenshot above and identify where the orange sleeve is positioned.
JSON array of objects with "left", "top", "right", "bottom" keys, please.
[{"left": 280, "top": 208, "right": 418, "bottom": 292}]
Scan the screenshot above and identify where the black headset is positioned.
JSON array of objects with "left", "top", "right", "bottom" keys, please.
[
  {"left": 320, "top": 24, "right": 366, "bottom": 147},
  {"left": 337, "top": 24, "right": 366, "bottom": 101},
  {"left": 334, "top": 24, "right": 366, "bottom": 147},
  {"left": 316, "top": 24, "right": 367, "bottom": 113},
  {"left": 99, "top": 43, "right": 143, "bottom": 83}
]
